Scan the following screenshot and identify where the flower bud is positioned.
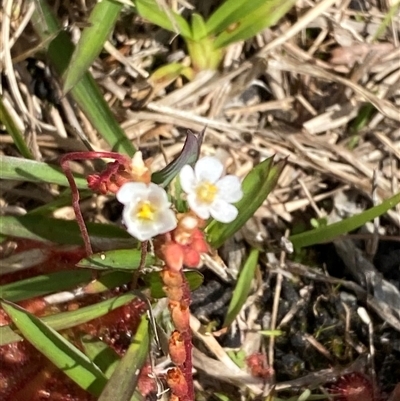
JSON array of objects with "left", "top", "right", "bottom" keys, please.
[
  {"left": 160, "top": 269, "right": 183, "bottom": 287},
  {"left": 162, "top": 243, "right": 184, "bottom": 272},
  {"left": 169, "top": 300, "right": 190, "bottom": 332},
  {"left": 169, "top": 330, "right": 186, "bottom": 365},
  {"left": 182, "top": 247, "right": 200, "bottom": 268},
  {"left": 166, "top": 367, "right": 188, "bottom": 398}
]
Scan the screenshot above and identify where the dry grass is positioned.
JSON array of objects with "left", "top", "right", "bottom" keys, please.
[{"left": 1, "top": 0, "right": 400, "bottom": 399}]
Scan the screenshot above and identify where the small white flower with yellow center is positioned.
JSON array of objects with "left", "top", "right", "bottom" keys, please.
[
  {"left": 179, "top": 156, "right": 243, "bottom": 223},
  {"left": 117, "top": 182, "right": 177, "bottom": 241}
]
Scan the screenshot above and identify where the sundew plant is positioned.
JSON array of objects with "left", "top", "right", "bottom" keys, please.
[
  {"left": 1, "top": 0, "right": 289, "bottom": 397},
  {"left": 1, "top": 127, "right": 285, "bottom": 400}
]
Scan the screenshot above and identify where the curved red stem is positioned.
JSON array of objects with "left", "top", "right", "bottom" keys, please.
[{"left": 60, "top": 151, "right": 131, "bottom": 256}]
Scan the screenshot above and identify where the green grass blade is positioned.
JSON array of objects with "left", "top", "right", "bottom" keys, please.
[
  {"left": 1, "top": 300, "right": 108, "bottom": 396},
  {"left": 77, "top": 249, "right": 156, "bottom": 271},
  {"left": 0, "top": 98, "right": 34, "bottom": 159},
  {"left": 63, "top": 0, "right": 123, "bottom": 94},
  {"left": 0, "top": 155, "right": 87, "bottom": 188},
  {"left": 207, "top": 158, "right": 286, "bottom": 249},
  {"left": 27, "top": 189, "right": 93, "bottom": 216},
  {"left": 289, "top": 191, "right": 400, "bottom": 249},
  {"left": 81, "top": 335, "right": 121, "bottom": 379},
  {"left": 98, "top": 314, "right": 149, "bottom": 401},
  {"left": 83, "top": 271, "right": 132, "bottom": 294},
  {"left": 213, "top": 0, "right": 296, "bottom": 49},
  {"left": 0, "top": 293, "right": 136, "bottom": 345},
  {"left": 373, "top": 1, "right": 400, "bottom": 41},
  {"left": 223, "top": 248, "right": 259, "bottom": 327},
  {"left": 191, "top": 13, "right": 208, "bottom": 41},
  {"left": 0, "top": 270, "right": 93, "bottom": 302},
  {"left": 32, "top": 0, "right": 135, "bottom": 155},
  {"left": 205, "top": 0, "right": 268, "bottom": 35},
  {"left": 134, "top": 0, "right": 192, "bottom": 38},
  {"left": 0, "top": 215, "right": 132, "bottom": 245}
]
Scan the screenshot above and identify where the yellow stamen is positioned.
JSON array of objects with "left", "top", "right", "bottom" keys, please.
[
  {"left": 196, "top": 182, "right": 218, "bottom": 204},
  {"left": 136, "top": 201, "right": 156, "bottom": 220}
]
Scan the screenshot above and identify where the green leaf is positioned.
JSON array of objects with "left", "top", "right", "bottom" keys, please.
[
  {"left": 223, "top": 248, "right": 259, "bottom": 327},
  {"left": 27, "top": 189, "right": 93, "bottom": 216},
  {"left": 63, "top": 0, "right": 123, "bottom": 94},
  {"left": 0, "top": 293, "right": 136, "bottom": 346},
  {"left": 77, "top": 249, "right": 156, "bottom": 271},
  {"left": 81, "top": 335, "right": 121, "bottom": 379},
  {"left": 0, "top": 270, "right": 93, "bottom": 302},
  {"left": 1, "top": 300, "right": 107, "bottom": 396},
  {"left": 83, "top": 271, "right": 132, "bottom": 294},
  {"left": 152, "top": 129, "right": 203, "bottom": 187},
  {"left": 207, "top": 157, "right": 286, "bottom": 249},
  {"left": 143, "top": 270, "right": 203, "bottom": 298},
  {"left": 149, "top": 63, "right": 195, "bottom": 86},
  {"left": 205, "top": 0, "right": 269, "bottom": 35},
  {"left": 186, "top": 36, "right": 223, "bottom": 71},
  {"left": 191, "top": 13, "right": 208, "bottom": 41},
  {"left": 259, "top": 329, "right": 284, "bottom": 337},
  {"left": 290, "top": 191, "right": 400, "bottom": 248},
  {"left": 0, "top": 155, "right": 87, "bottom": 188},
  {"left": 213, "top": 0, "right": 296, "bottom": 49},
  {"left": 98, "top": 314, "right": 149, "bottom": 401},
  {"left": 134, "top": 0, "right": 192, "bottom": 38},
  {"left": 0, "top": 98, "right": 34, "bottom": 159},
  {"left": 32, "top": 0, "right": 135, "bottom": 155},
  {"left": 0, "top": 215, "right": 132, "bottom": 245}
]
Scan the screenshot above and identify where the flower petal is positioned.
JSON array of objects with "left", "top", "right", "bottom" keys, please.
[
  {"left": 187, "top": 193, "right": 210, "bottom": 220},
  {"left": 179, "top": 165, "right": 196, "bottom": 194},
  {"left": 194, "top": 156, "right": 223, "bottom": 183},
  {"left": 133, "top": 223, "right": 160, "bottom": 241},
  {"left": 147, "top": 183, "right": 170, "bottom": 208},
  {"left": 117, "top": 182, "right": 148, "bottom": 204},
  {"left": 215, "top": 175, "right": 243, "bottom": 203},
  {"left": 155, "top": 209, "right": 177, "bottom": 234},
  {"left": 209, "top": 199, "right": 238, "bottom": 223},
  {"left": 119, "top": 182, "right": 176, "bottom": 241},
  {"left": 122, "top": 205, "right": 157, "bottom": 241}
]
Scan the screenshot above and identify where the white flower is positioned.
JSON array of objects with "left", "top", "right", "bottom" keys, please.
[
  {"left": 179, "top": 156, "right": 243, "bottom": 223},
  {"left": 117, "top": 182, "right": 177, "bottom": 241}
]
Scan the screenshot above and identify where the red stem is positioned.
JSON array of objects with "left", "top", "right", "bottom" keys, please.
[
  {"left": 59, "top": 151, "right": 130, "bottom": 256},
  {"left": 180, "top": 273, "right": 194, "bottom": 401},
  {"left": 60, "top": 154, "right": 93, "bottom": 256}
]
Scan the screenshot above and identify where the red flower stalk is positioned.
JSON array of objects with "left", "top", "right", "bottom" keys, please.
[
  {"left": 87, "top": 151, "right": 152, "bottom": 195},
  {"left": 156, "top": 212, "right": 209, "bottom": 401},
  {"left": 87, "top": 161, "right": 132, "bottom": 195}
]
